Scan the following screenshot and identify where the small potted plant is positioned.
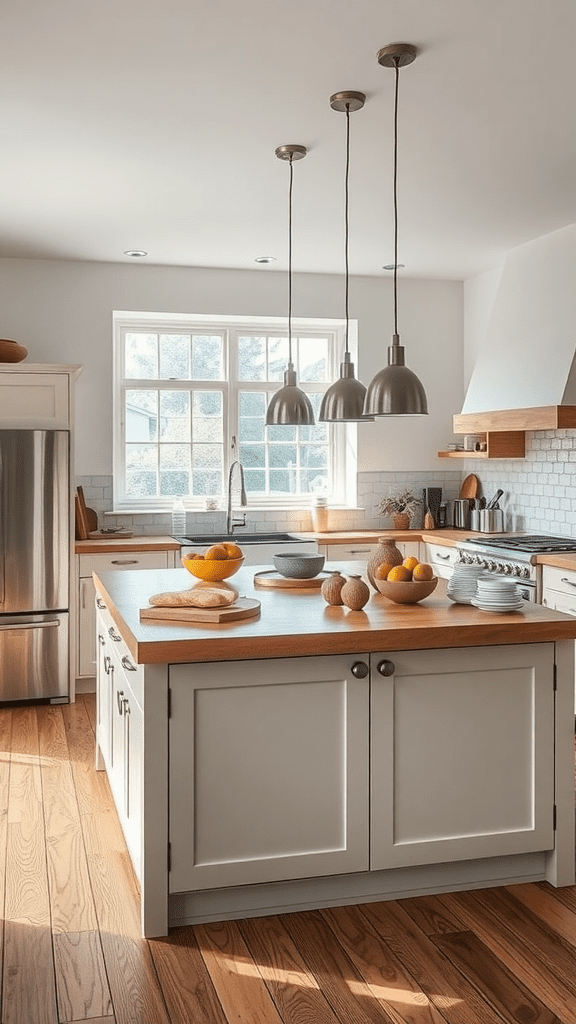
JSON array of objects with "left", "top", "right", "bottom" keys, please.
[{"left": 379, "top": 488, "right": 420, "bottom": 530}]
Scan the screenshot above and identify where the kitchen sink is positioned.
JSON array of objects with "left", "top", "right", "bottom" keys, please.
[{"left": 177, "top": 532, "right": 301, "bottom": 545}]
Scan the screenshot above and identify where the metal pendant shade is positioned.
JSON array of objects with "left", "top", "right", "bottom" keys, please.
[
  {"left": 320, "top": 92, "right": 373, "bottom": 423},
  {"left": 364, "top": 43, "right": 428, "bottom": 417},
  {"left": 266, "top": 145, "right": 315, "bottom": 427}
]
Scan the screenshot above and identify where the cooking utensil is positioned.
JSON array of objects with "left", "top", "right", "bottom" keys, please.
[
  {"left": 459, "top": 474, "right": 479, "bottom": 499},
  {"left": 486, "top": 489, "right": 503, "bottom": 510}
]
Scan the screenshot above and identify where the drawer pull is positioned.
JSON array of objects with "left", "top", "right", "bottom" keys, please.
[
  {"left": 108, "top": 626, "right": 122, "bottom": 642},
  {"left": 98, "top": 633, "right": 106, "bottom": 646},
  {"left": 104, "top": 655, "right": 112, "bottom": 674},
  {"left": 96, "top": 597, "right": 106, "bottom": 609},
  {"left": 121, "top": 655, "right": 136, "bottom": 672},
  {"left": 436, "top": 552, "right": 451, "bottom": 560},
  {"left": 560, "top": 578, "right": 576, "bottom": 588},
  {"left": 116, "top": 689, "right": 125, "bottom": 714},
  {"left": 111, "top": 559, "right": 139, "bottom": 565}
]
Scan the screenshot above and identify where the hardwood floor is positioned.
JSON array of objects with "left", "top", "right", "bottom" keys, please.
[{"left": 1, "top": 694, "right": 576, "bottom": 1024}]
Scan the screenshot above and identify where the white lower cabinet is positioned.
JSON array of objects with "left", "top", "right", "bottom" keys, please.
[
  {"left": 168, "top": 655, "right": 370, "bottom": 893},
  {"left": 423, "top": 541, "right": 459, "bottom": 579},
  {"left": 166, "top": 642, "right": 554, "bottom": 896},
  {"left": 371, "top": 644, "right": 555, "bottom": 868},
  {"left": 77, "top": 548, "right": 175, "bottom": 680}
]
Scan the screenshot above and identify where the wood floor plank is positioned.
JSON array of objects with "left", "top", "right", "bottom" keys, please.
[
  {"left": 53, "top": 930, "right": 113, "bottom": 1022},
  {"left": 322, "top": 904, "right": 450, "bottom": 1024},
  {"left": 80, "top": 809, "right": 170, "bottom": 1024},
  {"left": 81, "top": 692, "right": 97, "bottom": 733},
  {"left": 506, "top": 882, "right": 576, "bottom": 950},
  {"left": 280, "top": 909, "right": 397, "bottom": 1024},
  {"left": 359, "top": 900, "right": 507, "bottom": 1024},
  {"left": 3, "top": 707, "right": 58, "bottom": 1024},
  {"left": 400, "top": 894, "right": 468, "bottom": 937},
  {"left": 149, "top": 926, "right": 229, "bottom": 1024},
  {"left": 238, "top": 913, "right": 344, "bottom": 1024},
  {"left": 0, "top": 709, "right": 13, "bottom": 995},
  {"left": 430, "top": 929, "right": 560, "bottom": 1024},
  {"left": 61, "top": 699, "right": 115, "bottom": 817},
  {"left": 438, "top": 890, "right": 576, "bottom": 1022},
  {"left": 195, "top": 919, "right": 285, "bottom": 1024},
  {"left": 37, "top": 706, "right": 100, "bottom": 934},
  {"left": 68, "top": 1017, "right": 115, "bottom": 1024}
]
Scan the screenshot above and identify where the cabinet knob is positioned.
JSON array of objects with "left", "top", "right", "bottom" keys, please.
[
  {"left": 109, "top": 626, "right": 122, "bottom": 642},
  {"left": 98, "top": 633, "right": 106, "bottom": 646},
  {"left": 104, "top": 655, "right": 112, "bottom": 674},
  {"left": 351, "top": 661, "right": 369, "bottom": 679},
  {"left": 121, "top": 655, "right": 136, "bottom": 672},
  {"left": 116, "top": 689, "right": 125, "bottom": 714},
  {"left": 96, "top": 597, "right": 106, "bottom": 609},
  {"left": 377, "top": 659, "right": 395, "bottom": 676}
]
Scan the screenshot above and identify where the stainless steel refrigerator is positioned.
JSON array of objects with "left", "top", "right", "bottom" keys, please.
[{"left": 0, "top": 429, "right": 70, "bottom": 702}]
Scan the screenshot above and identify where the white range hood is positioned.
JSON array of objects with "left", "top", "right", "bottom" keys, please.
[{"left": 459, "top": 224, "right": 576, "bottom": 428}]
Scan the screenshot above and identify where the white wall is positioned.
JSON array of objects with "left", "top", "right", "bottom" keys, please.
[{"left": 0, "top": 258, "right": 463, "bottom": 475}]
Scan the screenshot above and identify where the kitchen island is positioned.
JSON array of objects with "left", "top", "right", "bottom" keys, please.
[{"left": 94, "top": 563, "right": 576, "bottom": 937}]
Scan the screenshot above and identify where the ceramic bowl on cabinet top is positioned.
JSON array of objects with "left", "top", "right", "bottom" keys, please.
[
  {"left": 272, "top": 552, "right": 325, "bottom": 579},
  {"left": 374, "top": 576, "right": 438, "bottom": 604}
]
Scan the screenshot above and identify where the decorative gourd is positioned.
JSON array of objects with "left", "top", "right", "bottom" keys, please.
[
  {"left": 367, "top": 536, "right": 403, "bottom": 588},
  {"left": 340, "top": 575, "right": 370, "bottom": 611},
  {"left": 321, "top": 570, "right": 345, "bottom": 606}
]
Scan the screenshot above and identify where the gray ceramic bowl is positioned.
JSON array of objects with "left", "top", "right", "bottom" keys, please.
[{"left": 273, "top": 552, "right": 326, "bottom": 579}]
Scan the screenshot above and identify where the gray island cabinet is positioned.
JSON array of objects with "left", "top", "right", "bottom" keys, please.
[{"left": 93, "top": 564, "right": 576, "bottom": 938}]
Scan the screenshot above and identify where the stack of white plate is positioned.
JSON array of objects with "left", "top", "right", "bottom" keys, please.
[
  {"left": 446, "top": 564, "right": 488, "bottom": 604},
  {"left": 471, "top": 574, "right": 524, "bottom": 613}
]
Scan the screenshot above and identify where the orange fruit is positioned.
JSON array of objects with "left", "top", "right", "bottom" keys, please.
[
  {"left": 413, "top": 562, "right": 434, "bottom": 581},
  {"left": 204, "top": 544, "right": 228, "bottom": 560},
  {"left": 374, "top": 562, "right": 395, "bottom": 581},
  {"left": 403, "top": 556, "right": 419, "bottom": 573},
  {"left": 387, "top": 565, "right": 412, "bottom": 582},
  {"left": 223, "top": 542, "right": 243, "bottom": 559},
  {"left": 181, "top": 552, "right": 202, "bottom": 565}
]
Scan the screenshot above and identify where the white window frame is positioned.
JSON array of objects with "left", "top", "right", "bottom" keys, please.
[{"left": 112, "top": 310, "right": 358, "bottom": 511}]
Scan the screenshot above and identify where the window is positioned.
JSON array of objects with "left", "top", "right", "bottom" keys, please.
[{"left": 113, "top": 312, "right": 357, "bottom": 510}]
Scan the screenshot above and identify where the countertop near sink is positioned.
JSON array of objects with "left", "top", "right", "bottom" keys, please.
[
  {"left": 301, "top": 528, "right": 480, "bottom": 548},
  {"left": 75, "top": 534, "right": 180, "bottom": 554}
]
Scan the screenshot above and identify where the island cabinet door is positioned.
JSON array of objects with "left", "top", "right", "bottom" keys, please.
[
  {"left": 168, "top": 655, "right": 370, "bottom": 893},
  {"left": 370, "top": 643, "right": 555, "bottom": 870}
]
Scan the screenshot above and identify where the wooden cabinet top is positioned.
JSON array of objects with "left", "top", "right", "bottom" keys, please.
[
  {"left": 76, "top": 535, "right": 180, "bottom": 554},
  {"left": 93, "top": 562, "right": 576, "bottom": 667}
]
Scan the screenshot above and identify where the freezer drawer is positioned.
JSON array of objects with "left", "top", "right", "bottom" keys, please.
[{"left": 0, "top": 612, "right": 69, "bottom": 702}]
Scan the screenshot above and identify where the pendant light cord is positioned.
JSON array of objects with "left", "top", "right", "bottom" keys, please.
[
  {"left": 393, "top": 58, "right": 399, "bottom": 338},
  {"left": 344, "top": 105, "right": 350, "bottom": 355},
  {"left": 288, "top": 154, "right": 294, "bottom": 367}
]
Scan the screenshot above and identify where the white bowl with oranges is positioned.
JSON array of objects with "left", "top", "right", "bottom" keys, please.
[
  {"left": 373, "top": 555, "right": 438, "bottom": 605},
  {"left": 181, "top": 542, "right": 245, "bottom": 582}
]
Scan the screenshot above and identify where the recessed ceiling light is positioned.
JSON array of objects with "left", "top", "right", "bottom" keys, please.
[
  {"left": 255, "top": 256, "right": 276, "bottom": 264},
  {"left": 124, "top": 250, "right": 148, "bottom": 258},
  {"left": 382, "top": 263, "right": 405, "bottom": 270}
]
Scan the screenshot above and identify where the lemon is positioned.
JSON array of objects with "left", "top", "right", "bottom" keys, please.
[
  {"left": 413, "top": 562, "right": 434, "bottom": 581},
  {"left": 387, "top": 565, "right": 412, "bottom": 582}
]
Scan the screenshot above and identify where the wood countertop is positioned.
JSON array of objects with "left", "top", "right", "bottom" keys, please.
[
  {"left": 93, "top": 561, "right": 576, "bottom": 667},
  {"left": 75, "top": 534, "right": 180, "bottom": 554},
  {"left": 302, "top": 529, "right": 476, "bottom": 548}
]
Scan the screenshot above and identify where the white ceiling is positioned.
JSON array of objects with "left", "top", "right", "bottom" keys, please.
[{"left": 2, "top": 0, "right": 575, "bottom": 280}]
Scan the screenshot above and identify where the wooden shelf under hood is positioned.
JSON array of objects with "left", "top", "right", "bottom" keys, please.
[{"left": 438, "top": 406, "right": 576, "bottom": 460}]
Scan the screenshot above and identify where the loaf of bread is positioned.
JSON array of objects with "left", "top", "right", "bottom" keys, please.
[{"left": 149, "top": 580, "right": 239, "bottom": 608}]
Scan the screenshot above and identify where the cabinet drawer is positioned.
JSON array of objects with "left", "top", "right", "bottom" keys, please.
[
  {"left": 541, "top": 590, "right": 576, "bottom": 618},
  {"left": 0, "top": 372, "right": 69, "bottom": 428},
  {"left": 424, "top": 543, "right": 459, "bottom": 566},
  {"left": 323, "top": 543, "right": 376, "bottom": 560},
  {"left": 79, "top": 550, "right": 170, "bottom": 576},
  {"left": 541, "top": 565, "right": 576, "bottom": 599}
]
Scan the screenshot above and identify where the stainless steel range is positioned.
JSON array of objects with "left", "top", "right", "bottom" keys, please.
[{"left": 455, "top": 535, "right": 576, "bottom": 603}]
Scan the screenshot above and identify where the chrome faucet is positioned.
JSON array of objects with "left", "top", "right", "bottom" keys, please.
[{"left": 226, "top": 460, "right": 247, "bottom": 535}]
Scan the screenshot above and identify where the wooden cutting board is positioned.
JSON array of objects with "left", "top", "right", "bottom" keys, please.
[
  {"left": 140, "top": 597, "right": 261, "bottom": 623},
  {"left": 254, "top": 570, "right": 331, "bottom": 589},
  {"left": 459, "top": 473, "right": 479, "bottom": 499}
]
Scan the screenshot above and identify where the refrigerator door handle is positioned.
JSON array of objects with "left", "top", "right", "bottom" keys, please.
[{"left": 0, "top": 619, "right": 59, "bottom": 631}]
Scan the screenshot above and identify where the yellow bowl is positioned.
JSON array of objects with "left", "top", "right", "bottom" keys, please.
[
  {"left": 374, "top": 576, "right": 438, "bottom": 605},
  {"left": 181, "top": 554, "right": 245, "bottom": 582}
]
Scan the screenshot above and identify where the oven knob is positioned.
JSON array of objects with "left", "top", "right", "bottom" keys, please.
[
  {"left": 474, "top": 555, "right": 483, "bottom": 565},
  {"left": 513, "top": 565, "right": 521, "bottom": 576},
  {"left": 504, "top": 564, "right": 513, "bottom": 574},
  {"left": 521, "top": 567, "right": 530, "bottom": 579},
  {"left": 488, "top": 560, "right": 497, "bottom": 571}
]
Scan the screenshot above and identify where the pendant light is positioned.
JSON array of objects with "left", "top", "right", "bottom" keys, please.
[
  {"left": 320, "top": 92, "right": 374, "bottom": 422},
  {"left": 363, "top": 43, "right": 428, "bottom": 417},
  {"left": 265, "top": 145, "right": 315, "bottom": 426}
]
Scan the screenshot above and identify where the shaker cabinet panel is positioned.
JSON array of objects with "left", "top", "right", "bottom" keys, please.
[
  {"left": 371, "top": 643, "right": 555, "bottom": 869},
  {"left": 169, "top": 655, "right": 370, "bottom": 893}
]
